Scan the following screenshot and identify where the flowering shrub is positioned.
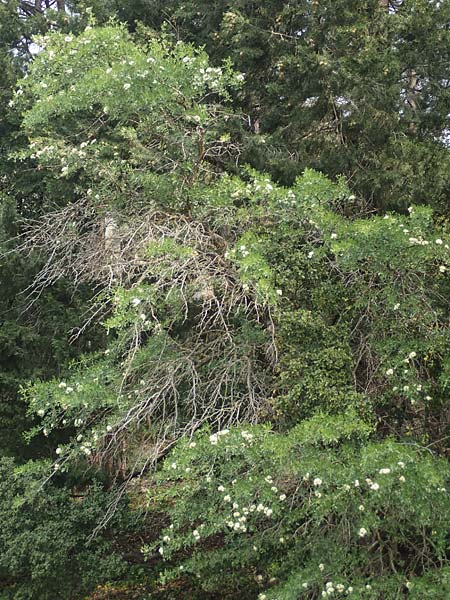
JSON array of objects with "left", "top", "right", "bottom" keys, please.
[
  {"left": 22, "top": 166, "right": 449, "bottom": 482},
  {"left": 145, "top": 422, "right": 450, "bottom": 599}
]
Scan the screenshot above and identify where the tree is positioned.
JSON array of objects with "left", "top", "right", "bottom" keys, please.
[
  {"left": 105, "top": 0, "right": 450, "bottom": 212},
  {"left": 2, "top": 8, "right": 450, "bottom": 600},
  {"left": 0, "top": 0, "right": 96, "bottom": 459}
]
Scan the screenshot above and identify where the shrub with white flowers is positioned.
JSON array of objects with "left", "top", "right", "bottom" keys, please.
[{"left": 143, "top": 419, "right": 450, "bottom": 599}]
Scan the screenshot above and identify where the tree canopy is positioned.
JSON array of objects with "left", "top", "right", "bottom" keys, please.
[{"left": 0, "top": 2, "right": 449, "bottom": 599}]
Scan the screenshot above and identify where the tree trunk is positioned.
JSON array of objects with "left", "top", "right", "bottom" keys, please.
[{"left": 407, "top": 71, "right": 419, "bottom": 111}]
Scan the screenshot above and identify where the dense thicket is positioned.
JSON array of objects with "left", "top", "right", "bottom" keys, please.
[{"left": 0, "top": 2, "right": 449, "bottom": 599}]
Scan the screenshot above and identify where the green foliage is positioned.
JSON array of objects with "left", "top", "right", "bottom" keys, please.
[
  {"left": 0, "top": 2, "right": 105, "bottom": 460},
  {"left": 1, "top": 7, "right": 449, "bottom": 600},
  {"left": 111, "top": 0, "right": 450, "bottom": 212},
  {"left": 147, "top": 423, "right": 450, "bottom": 599},
  {"left": 12, "top": 22, "right": 242, "bottom": 213},
  {"left": 0, "top": 457, "right": 132, "bottom": 600}
]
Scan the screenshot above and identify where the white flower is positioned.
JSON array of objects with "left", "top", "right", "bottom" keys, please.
[
  {"left": 37, "top": 409, "right": 45, "bottom": 417},
  {"left": 55, "top": 447, "right": 62, "bottom": 455},
  {"left": 393, "top": 303, "right": 400, "bottom": 310},
  {"left": 223, "top": 495, "right": 231, "bottom": 502},
  {"left": 65, "top": 36, "right": 73, "bottom": 42},
  {"left": 171, "top": 462, "right": 177, "bottom": 470},
  {"left": 386, "top": 368, "right": 394, "bottom": 376},
  {"left": 399, "top": 475, "right": 406, "bottom": 482},
  {"left": 354, "top": 479, "right": 360, "bottom": 487},
  {"left": 158, "top": 547, "right": 164, "bottom": 555},
  {"left": 313, "top": 478, "right": 322, "bottom": 487},
  {"left": 439, "top": 265, "right": 446, "bottom": 273},
  {"left": 123, "top": 83, "right": 131, "bottom": 90},
  {"left": 359, "top": 505, "right": 365, "bottom": 511},
  {"left": 279, "top": 494, "right": 286, "bottom": 501},
  {"left": 370, "top": 482, "right": 380, "bottom": 491},
  {"left": 276, "top": 289, "right": 283, "bottom": 296},
  {"left": 131, "top": 298, "right": 141, "bottom": 306},
  {"left": 435, "top": 239, "right": 443, "bottom": 245},
  {"left": 319, "top": 563, "right": 325, "bottom": 571},
  {"left": 106, "top": 425, "right": 113, "bottom": 432},
  {"left": 76, "top": 434, "right": 83, "bottom": 442},
  {"left": 193, "top": 529, "right": 200, "bottom": 538},
  {"left": 218, "top": 485, "right": 225, "bottom": 492},
  {"left": 307, "top": 251, "right": 314, "bottom": 258},
  {"left": 398, "top": 461, "right": 405, "bottom": 468},
  {"left": 189, "top": 441, "right": 196, "bottom": 448},
  {"left": 59, "top": 382, "right": 67, "bottom": 388},
  {"left": 379, "top": 468, "right": 391, "bottom": 475},
  {"left": 359, "top": 527, "right": 368, "bottom": 538},
  {"left": 330, "top": 233, "right": 338, "bottom": 239},
  {"left": 408, "top": 351, "right": 417, "bottom": 359},
  {"left": 271, "top": 486, "right": 278, "bottom": 493}
]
